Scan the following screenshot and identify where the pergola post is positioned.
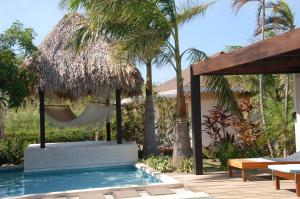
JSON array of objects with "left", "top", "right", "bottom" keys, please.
[
  {"left": 190, "top": 66, "right": 203, "bottom": 175},
  {"left": 116, "top": 89, "right": 122, "bottom": 144},
  {"left": 106, "top": 120, "right": 111, "bottom": 141},
  {"left": 39, "top": 89, "right": 46, "bottom": 148},
  {"left": 294, "top": 74, "right": 300, "bottom": 151}
]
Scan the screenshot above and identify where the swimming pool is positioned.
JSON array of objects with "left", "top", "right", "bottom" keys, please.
[{"left": 0, "top": 165, "right": 161, "bottom": 198}]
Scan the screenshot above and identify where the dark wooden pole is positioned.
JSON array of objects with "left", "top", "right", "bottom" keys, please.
[
  {"left": 106, "top": 121, "right": 111, "bottom": 141},
  {"left": 190, "top": 66, "right": 203, "bottom": 175},
  {"left": 116, "top": 90, "right": 122, "bottom": 144},
  {"left": 39, "top": 89, "right": 46, "bottom": 148}
]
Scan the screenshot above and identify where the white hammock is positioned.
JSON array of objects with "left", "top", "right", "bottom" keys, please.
[{"left": 45, "top": 103, "right": 115, "bottom": 129}]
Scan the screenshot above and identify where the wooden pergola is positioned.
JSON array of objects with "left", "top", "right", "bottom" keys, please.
[{"left": 190, "top": 28, "right": 300, "bottom": 175}]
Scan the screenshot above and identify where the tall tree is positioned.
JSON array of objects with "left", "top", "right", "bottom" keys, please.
[
  {"left": 232, "top": 0, "right": 274, "bottom": 156},
  {"left": 0, "top": 21, "right": 37, "bottom": 138}
]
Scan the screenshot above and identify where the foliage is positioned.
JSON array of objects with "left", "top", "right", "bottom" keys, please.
[
  {"left": 255, "top": 0, "right": 295, "bottom": 35},
  {"left": 0, "top": 20, "right": 37, "bottom": 108},
  {"left": 141, "top": 155, "right": 176, "bottom": 173},
  {"left": 155, "top": 97, "right": 176, "bottom": 150},
  {"left": 202, "top": 106, "right": 236, "bottom": 145},
  {"left": 0, "top": 136, "right": 28, "bottom": 165},
  {"left": 177, "top": 158, "right": 193, "bottom": 173},
  {"left": 234, "top": 99, "right": 264, "bottom": 157},
  {"left": 141, "top": 156, "right": 220, "bottom": 173},
  {"left": 264, "top": 99, "right": 295, "bottom": 156},
  {"left": 216, "top": 142, "right": 239, "bottom": 170},
  {"left": 112, "top": 101, "right": 145, "bottom": 147},
  {"left": 203, "top": 100, "right": 264, "bottom": 168}
]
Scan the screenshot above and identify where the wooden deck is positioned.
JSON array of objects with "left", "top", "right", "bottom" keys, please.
[{"left": 170, "top": 171, "right": 300, "bottom": 199}]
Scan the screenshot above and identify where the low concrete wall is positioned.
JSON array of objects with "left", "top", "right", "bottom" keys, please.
[{"left": 24, "top": 141, "right": 138, "bottom": 172}]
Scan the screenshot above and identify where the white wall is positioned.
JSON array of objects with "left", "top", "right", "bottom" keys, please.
[{"left": 24, "top": 141, "right": 138, "bottom": 172}]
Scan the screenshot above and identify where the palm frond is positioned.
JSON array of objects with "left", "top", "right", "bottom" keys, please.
[
  {"left": 153, "top": 44, "right": 176, "bottom": 70},
  {"left": 204, "top": 75, "right": 243, "bottom": 119},
  {"left": 255, "top": 0, "right": 295, "bottom": 36},
  {"left": 181, "top": 48, "right": 207, "bottom": 65},
  {"left": 59, "top": 0, "right": 87, "bottom": 11},
  {"left": 232, "top": 0, "right": 260, "bottom": 14},
  {"left": 177, "top": 1, "right": 213, "bottom": 25}
]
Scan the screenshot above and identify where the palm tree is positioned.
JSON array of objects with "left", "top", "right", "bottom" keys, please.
[
  {"left": 60, "top": 0, "right": 166, "bottom": 157},
  {"left": 60, "top": 0, "right": 212, "bottom": 166},
  {"left": 232, "top": 0, "right": 275, "bottom": 156},
  {"left": 256, "top": 0, "right": 295, "bottom": 156}
]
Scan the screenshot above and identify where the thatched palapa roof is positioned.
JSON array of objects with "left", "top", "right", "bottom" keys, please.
[{"left": 26, "top": 14, "right": 143, "bottom": 99}]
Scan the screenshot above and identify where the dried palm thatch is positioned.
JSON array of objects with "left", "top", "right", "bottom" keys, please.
[{"left": 25, "top": 14, "right": 143, "bottom": 100}]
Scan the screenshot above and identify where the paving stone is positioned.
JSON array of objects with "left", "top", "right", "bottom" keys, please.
[
  {"left": 78, "top": 192, "right": 106, "bottom": 199},
  {"left": 112, "top": 190, "right": 140, "bottom": 199},
  {"left": 145, "top": 188, "right": 175, "bottom": 196}
]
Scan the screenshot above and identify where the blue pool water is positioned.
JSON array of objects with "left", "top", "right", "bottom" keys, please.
[{"left": 0, "top": 166, "right": 160, "bottom": 197}]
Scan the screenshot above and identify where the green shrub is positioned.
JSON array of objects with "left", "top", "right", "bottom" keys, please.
[
  {"left": 0, "top": 136, "right": 28, "bottom": 165},
  {"left": 141, "top": 155, "right": 176, "bottom": 173},
  {"left": 215, "top": 142, "right": 238, "bottom": 170},
  {"left": 141, "top": 156, "right": 196, "bottom": 173},
  {"left": 178, "top": 158, "right": 193, "bottom": 173}
]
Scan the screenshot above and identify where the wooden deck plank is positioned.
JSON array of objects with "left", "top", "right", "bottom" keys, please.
[{"left": 170, "top": 172, "right": 300, "bottom": 199}]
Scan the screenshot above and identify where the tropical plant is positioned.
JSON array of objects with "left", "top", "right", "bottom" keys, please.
[
  {"left": 264, "top": 99, "right": 295, "bottom": 157},
  {"left": 234, "top": 99, "right": 264, "bottom": 157}
]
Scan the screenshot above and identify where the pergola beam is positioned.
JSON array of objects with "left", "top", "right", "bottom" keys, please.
[{"left": 192, "top": 28, "right": 300, "bottom": 76}]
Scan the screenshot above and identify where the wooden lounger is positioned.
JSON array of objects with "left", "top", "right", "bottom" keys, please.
[
  {"left": 268, "top": 164, "right": 300, "bottom": 197},
  {"left": 228, "top": 158, "right": 300, "bottom": 181}
]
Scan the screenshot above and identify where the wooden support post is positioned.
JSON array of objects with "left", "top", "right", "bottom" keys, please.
[
  {"left": 296, "top": 174, "right": 300, "bottom": 197},
  {"left": 190, "top": 66, "right": 203, "bottom": 175},
  {"left": 116, "top": 90, "right": 122, "bottom": 144},
  {"left": 275, "top": 176, "right": 281, "bottom": 190},
  {"left": 228, "top": 166, "right": 233, "bottom": 177},
  {"left": 106, "top": 121, "right": 111, "bottom": 141},
  {"left": 242, "top": 170, "right": 247, "bottom": 182},
  {"left": 39, "top": 89, "right": 46, "bottom": 149}
]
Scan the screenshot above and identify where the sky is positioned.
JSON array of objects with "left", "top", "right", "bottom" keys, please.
[{"left": 1, "top": 0, "right": 299, "bottom": 84}]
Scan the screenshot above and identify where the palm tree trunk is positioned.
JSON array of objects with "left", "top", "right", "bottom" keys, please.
[
  {"left": 0, "top": 92, "right": 6, "bottom": 139},
  {"left": 283, "top": 75, "right": 289, "bottom": 157},
  {"left": 260, "top": 0, "right": 274, "bottom": 157},
  {"left": 143, "top": 60, "right": 158, "bottom": 157},
  {"left": 172, "top": 23, "right": 192, "bottom": 167}
]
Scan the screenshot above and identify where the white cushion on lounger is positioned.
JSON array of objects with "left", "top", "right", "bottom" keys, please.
[
  {"left": 268, "top": 164, "right": 300, "bottom": 173},
  {"left": 250, "top": 158, "right": 275, "bottom": 162}
]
